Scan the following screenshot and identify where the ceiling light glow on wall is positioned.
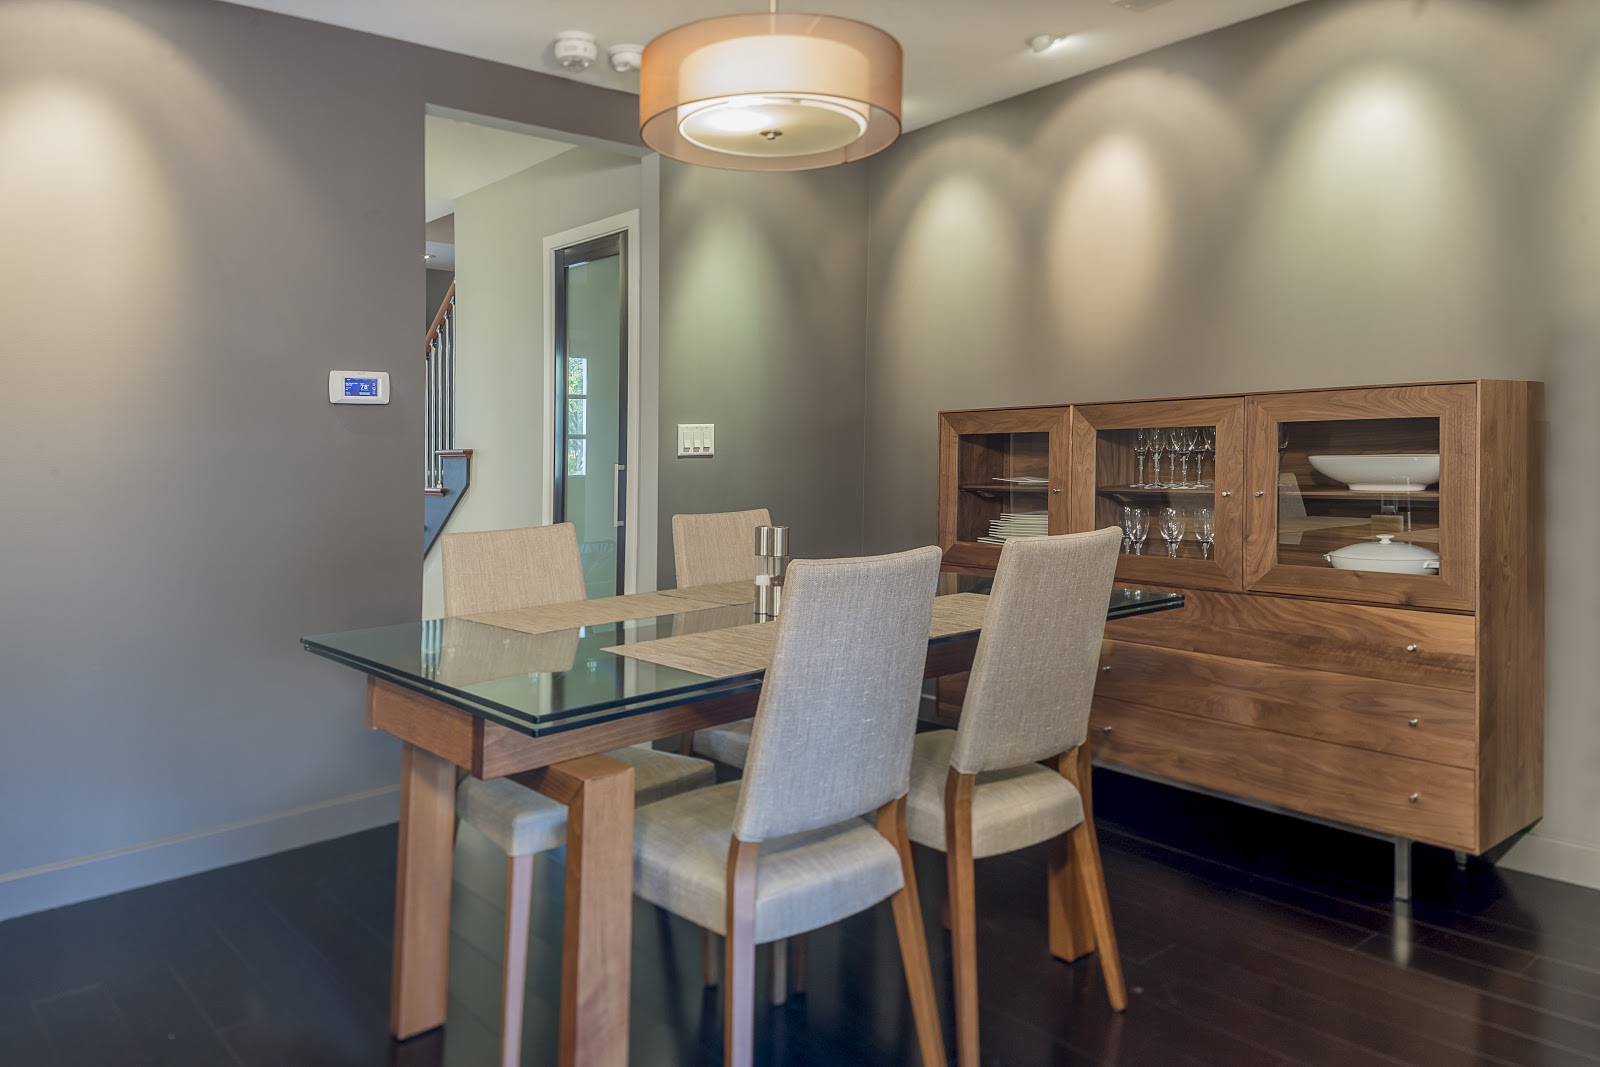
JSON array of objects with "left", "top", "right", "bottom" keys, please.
[{"left": 640, "top": 11, "right": 902, "bottom": 171}]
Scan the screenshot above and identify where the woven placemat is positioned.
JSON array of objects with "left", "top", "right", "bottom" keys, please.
[
  {"left": 606, "top": 592, "right": 990, "bottom": 679},
  {"left": 658, "top": 580, "right": 756, "bottom": 607},
  {"left": 466, "top": 590, "right": 725, "bottom": 636}
]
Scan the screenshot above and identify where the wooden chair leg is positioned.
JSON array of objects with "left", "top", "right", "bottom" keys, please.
[
  {"left": 880, "top": 798, "right": 949, "bottom": 1067},
  {"left": 1058, "top": 745, "right": 1127, "bottom": 1011},
  {"left": 945, "top": 770, "right": 980, "bottom": 1067},
  {"left": 724, "top": 838, "right": 760, "bottom": 1067},
  {"left": 789, "top": 932, "right": 809, "bottom": 997},
  {"left": 702, "top": 929, "right": 719, "bottom": 988},
  {"left": 500, "top": 853, "right": 535, "bottom": 1067}
]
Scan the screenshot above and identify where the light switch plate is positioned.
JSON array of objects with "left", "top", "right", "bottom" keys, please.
[{"left": 677, "top": 423, "right": 715, "bottom": 457}]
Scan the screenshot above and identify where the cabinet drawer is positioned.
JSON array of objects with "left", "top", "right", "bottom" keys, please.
[
  {"left": 1102, "top": 586, "right": 1476, "bottom": 691},
  {"left": 1096, "top": 642, "right": 1476, "bottom": 767},
  {"left": 1090, "top": 698, "right": 1476, "bottom": 851}
]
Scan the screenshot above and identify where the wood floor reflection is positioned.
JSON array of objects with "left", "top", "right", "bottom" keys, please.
[{"left": 3, "top": 770, "right": 1597, "bottom": 1065}]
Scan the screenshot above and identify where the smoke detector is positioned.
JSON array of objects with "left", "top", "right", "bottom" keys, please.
[
  {"left": 1109, "top": 0, "right": 1175, "bottom": 10},
  {"left": 607, "top": 43, "right": 643, "bottom": 74},
  {"left": 553, "top": 31, "right": 599, "bottom": 70}
]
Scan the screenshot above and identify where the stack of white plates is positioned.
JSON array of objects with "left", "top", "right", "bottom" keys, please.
[{"left": 978, "top": 511, "right": 1049, "bottom": 545}]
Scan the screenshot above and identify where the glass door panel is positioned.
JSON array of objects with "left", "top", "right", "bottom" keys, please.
[
  {"left": 1069, "top": 397, "right": 1245, "bottom": 591},
  {"left": 1244, "top": 385, "right": 1476, "bottom": 610},
  {"left": 938, "top": 408, "right": 1069, "bottom": 571},
  {"left": 553, "top": 232, "right": 627, "bottom": 599}
]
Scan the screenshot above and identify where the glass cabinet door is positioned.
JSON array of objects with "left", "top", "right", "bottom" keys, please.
[
  {"left": 938, "top": 407, "right": 1070, "bottom": 571},
  {"left": 1068, "top": 398, "right": 1246, "bottom": 591},
  {"left": 1243, "top": 385, "right": 1476, "bottom": 610}
]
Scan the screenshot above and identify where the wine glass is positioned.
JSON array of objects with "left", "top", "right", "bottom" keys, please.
[
  {"left": 1193, "top": 506, "right": 1215, "bottom": 560},
  {"left": 1133, "top": 428, "right": 1150, "bottom": 489},
  {"left": 1149, "top": 428, "right": 1168, "bottom": 489},
  {"left": 1121, "top": 506, "right": 1149, "bottom": 550},
  {"left": 1167, "top": 427, "right": 1188, "bottom": 489},
  {"left": 1159, "top": 506, "right": 1185, "bottom": 557},
  {"left": 1196, "top": 426, "right": 1215, "bottom": 487}
]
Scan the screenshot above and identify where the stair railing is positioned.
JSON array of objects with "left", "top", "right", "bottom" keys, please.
[{"left": 424, "top": 282, "right": 456, "bottom": 491}]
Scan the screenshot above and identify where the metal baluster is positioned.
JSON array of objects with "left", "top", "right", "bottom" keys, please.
[{"left": 443, "top": 302, "right": 454, "bottom": 452}]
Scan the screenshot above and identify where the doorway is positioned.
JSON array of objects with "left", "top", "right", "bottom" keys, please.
[{"left": 552, "top": 229, "right": 629, "bottom": 598}]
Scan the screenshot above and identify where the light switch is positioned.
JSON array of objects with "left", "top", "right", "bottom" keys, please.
[{"left": 677, "top": 423, "right": 715, "bottom": 457}]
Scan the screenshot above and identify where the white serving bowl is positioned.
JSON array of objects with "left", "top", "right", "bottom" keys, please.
[
  {"left": 1325, "top": 535, "right": 1441, "bottom": 575},
  {"left": 1308, "top": 454, "right": 1440, "bottom": 492}
]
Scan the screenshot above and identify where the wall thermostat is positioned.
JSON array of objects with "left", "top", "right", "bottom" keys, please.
[{"left": 328, "top": 370, "right": 390, "bottom": 405}]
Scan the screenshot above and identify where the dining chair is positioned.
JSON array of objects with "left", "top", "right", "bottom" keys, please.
[
  {"left": 440, "top": 523, "right": 716, "bottom": 1067},
  {"left": 671, "top": 507, "right": 772, "bottom": 588},
  {"left": 632, "top": 547, "right": 948, "bottom": 1067},
  {"left": 903, "top": 526, "right": 1125, "bottom": 1067},
  {"left": 671, "top": 508, "right": 769, "bottom": 764}
]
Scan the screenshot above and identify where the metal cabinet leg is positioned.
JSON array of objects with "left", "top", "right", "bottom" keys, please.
[
  {"left": 1453, "top": 850, "right": 1468, "bottom": 869},
  {"left": 1393, "top": 837, "right": 1412, "bottom": 901}
]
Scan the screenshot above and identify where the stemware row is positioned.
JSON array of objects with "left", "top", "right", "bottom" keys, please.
[
  {"left": 1131, "top": 426, "right": 1214, "bottom": 489},
  {"left": 1120, "top": 505, "right": 1216, "bottom": 558}
]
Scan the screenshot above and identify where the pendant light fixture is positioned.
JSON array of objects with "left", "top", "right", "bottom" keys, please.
[{"left": 639, "top": 1, "right": 903, "bottom": 171}]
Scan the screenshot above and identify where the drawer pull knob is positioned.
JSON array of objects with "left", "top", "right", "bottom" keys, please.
[
  {"left": 1052, "top": 487, "right": 1062, "bottom": 494},
  {"left": 1254, "top": 490, "right": 1266, "bottom": 498},
  {"left": 1408, "top": 793, "right": 1420, "bottom": 803},
  {"left": 1408, "top": 718, "right": 1420, "bottom": 727},
  {"left": 1102, "top": 664, "right": 1112, "bottom": 672},
  {"left": 1220, "top": 491, "right": 1233, "bottom": 498},
  {"left": 1405, "top": 644, "right": 1419, "bottom": 652},
  {"left": 1102, "top": 725, "right": 1114, "bottom": 734}
]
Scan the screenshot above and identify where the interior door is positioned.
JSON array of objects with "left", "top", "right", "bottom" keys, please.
[{"left": 552, "top": 231, "right": 627, "bottom": 598}]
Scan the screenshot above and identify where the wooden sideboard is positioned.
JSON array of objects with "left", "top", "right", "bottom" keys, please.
[{"left": 936, "top": 381, "right": 1543, "bottom": 873}]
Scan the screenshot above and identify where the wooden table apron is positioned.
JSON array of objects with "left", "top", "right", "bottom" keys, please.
[{"left": 369, "top": 631, "right": 983, "bottom": 1066}]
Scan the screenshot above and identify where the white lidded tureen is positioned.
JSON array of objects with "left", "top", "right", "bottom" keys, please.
[{"left": 1325, "top": 534, "right": 1440, "bottom": 575}]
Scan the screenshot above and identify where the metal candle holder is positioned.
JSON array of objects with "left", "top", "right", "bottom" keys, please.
[{"left": 754, "top": 525, "right": 789, "bottom": 621}]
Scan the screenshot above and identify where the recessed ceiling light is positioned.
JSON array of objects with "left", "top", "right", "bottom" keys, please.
[
  {"left": 423, "top": 253, "right": 435, "bottom": 260},
  {"left": 1027, "top": 33, "right": 1068, "bottom": 54}
]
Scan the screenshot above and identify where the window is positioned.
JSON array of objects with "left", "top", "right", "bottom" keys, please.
[{"left": 566, "top": 357, "right": 588, "bottom": 476}]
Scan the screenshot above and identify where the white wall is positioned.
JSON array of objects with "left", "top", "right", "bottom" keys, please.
[{"left": 422, "top": 147, "right": 643, "bottom": 617}]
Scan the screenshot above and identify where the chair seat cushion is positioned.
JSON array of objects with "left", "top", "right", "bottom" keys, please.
[
  {"left": 634, "top": 781, "right": 904, "bottom": 944},
  {"left": 691, "top": 720, "right": 754, "bottom": 768},
  {"left": 459, "top": 745, "right": 715, "bottom": 857},
  {"left": 905, "top": 730, "right": 1084, "bottom": 859}
]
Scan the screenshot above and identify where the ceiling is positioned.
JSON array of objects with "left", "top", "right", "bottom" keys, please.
[
  {"left": 424, "top": 114, "right": 573, "bottom": 222},
  {"left": 220, "top": 0, "right": 1310, "bottom": 131}
]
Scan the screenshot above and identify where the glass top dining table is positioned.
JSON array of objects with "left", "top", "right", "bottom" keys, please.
[{"left": 302, "top": 579, "right": 1186, "bottom": 739}]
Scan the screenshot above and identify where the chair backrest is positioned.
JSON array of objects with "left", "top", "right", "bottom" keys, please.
[
  {"left": 733, "top": 546, "right": 942, "bottom": 843},
  {"left": 950, "top": 527, "right": 1123, "bottom": 775},
  {"left": 671, "top": 508, "right": 772, "bottom": 587},
  {"left": 440, "top": 523, "right": 586, "bottom": 617}
]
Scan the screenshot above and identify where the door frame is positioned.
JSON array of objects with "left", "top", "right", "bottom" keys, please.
[{"left": 542, "top": 210, "right": 644, "bottom": 594}]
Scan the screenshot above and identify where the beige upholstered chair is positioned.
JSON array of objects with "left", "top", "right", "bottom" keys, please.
[
  {"left": 440, "top": 524, "right": 715, "bottom": 1067},
  {"left": 671, "top": 508, "right": 771, "bottom": 764},
  {"left": 671, "top": 507, "right": 772, "bottom": 588},
  {"left": 633, "top": 547, "right": 948, "bottom": 1067},
  {"left": 905, "top": 527, "right": 1125, "bottom": 1067}
]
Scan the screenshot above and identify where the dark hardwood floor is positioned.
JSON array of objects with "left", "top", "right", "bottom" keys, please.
[{"left": 4, "top": 770, "right": 1598, "bottom": 1066}]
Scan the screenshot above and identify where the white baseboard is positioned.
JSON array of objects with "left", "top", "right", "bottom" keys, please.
[
  {"left": 0, "top": 786, "right": 400, "bottom": 923},
  {"left": 1497, "top": 829, "right": 1600, "bottom": 891}
]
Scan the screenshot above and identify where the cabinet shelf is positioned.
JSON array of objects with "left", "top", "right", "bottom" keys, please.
[
  {"left": 1097, "top": 485, "right": 1215, "bottom": 497},
  {"left": 960, "top": 483, "right": 1049, "bottom": 494}
]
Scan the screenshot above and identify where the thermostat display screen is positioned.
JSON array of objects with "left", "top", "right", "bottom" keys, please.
[{"left": 328, "top": 370, "right": 389, "bottom": 405}]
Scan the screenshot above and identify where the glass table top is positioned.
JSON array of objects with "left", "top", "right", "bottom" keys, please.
[{"left": 303, "top": 585, "right": 1183, "bottom": 738}]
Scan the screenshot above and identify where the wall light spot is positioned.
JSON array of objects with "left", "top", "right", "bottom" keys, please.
[{"left": 1046, "top": 132, "right": 1171, "bottom": 358}]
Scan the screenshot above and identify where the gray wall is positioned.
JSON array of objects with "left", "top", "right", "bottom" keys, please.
[
  {"left": 863, "top": 0, "right": 1600, "bottom": 885},
  {"left": 656, "top": 160, "right": 871, "bottom": 584},
  {"left": 0, "top": 0, "right": 638, "bottom": 919}
]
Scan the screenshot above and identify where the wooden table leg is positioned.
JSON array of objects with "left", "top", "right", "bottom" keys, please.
[
  {"left": 391, "top": 742, "right": 458, "bottom": 1038},
  {"left": 514, "top": 755, "right": 635, "bottom": 1067}
]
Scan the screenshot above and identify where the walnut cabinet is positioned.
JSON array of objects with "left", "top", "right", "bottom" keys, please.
[{"left": 936, "top": 381, "right": 1543, "bottom": 856}]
